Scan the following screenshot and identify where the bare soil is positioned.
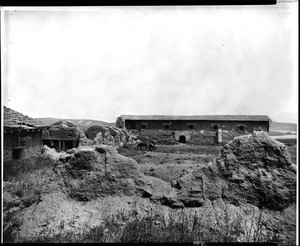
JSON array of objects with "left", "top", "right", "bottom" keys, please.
[{"left": 118, "top": 143, "right": 223, "bottom": 182}]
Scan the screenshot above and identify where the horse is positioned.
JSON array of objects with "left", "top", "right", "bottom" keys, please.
[
  {"left": 137, "top": 139, "right": 157, "bottom": 151},
  {"left": 137, "top": 142, "right": 148, "bottom": 150},
  {"left": 148, "top": 143, "right": 156, "bottom": 151}
]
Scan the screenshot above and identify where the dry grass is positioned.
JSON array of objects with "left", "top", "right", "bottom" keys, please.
[
  {"left": 3, "top": 156, "right": 56, "bottom": 208},
  {"left": 20, "top": 204, "right": 288, "bottom": 244},
  {"left": 3, "top": 156, "right": 55, "bottom": 181}
]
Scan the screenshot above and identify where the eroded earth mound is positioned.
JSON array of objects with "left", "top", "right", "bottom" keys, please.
[{"left": 172, "top": 131, "right": 296, "bottom": 210}]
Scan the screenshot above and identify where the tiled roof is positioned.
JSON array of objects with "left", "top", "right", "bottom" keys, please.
[
  {"left": 3, "top": 106, "right": 48, "bottom": 130},
  {"left": 120, "top": 114, "right": 271, "bottom": 122}
]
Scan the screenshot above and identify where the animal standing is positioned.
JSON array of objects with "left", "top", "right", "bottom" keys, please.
[
  {"left": 136, "top": 139, "right": 157, "bottom": 151},
  {"left": 137, "top": 142, "right": 148, "bottom": 150}
]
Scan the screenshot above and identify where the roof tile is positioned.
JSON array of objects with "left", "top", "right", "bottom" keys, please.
[{"left": 3, "top": 106, "right": 48, "bottom": 129}]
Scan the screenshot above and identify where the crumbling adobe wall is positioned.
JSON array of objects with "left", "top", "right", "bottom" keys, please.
[
  {"left": 4, "top": 130, "right": 43, "bottom": 161},
  {"left": 115, "top": 116, "right": 125, "bottom": 129},
  {"left": 85, "top": 124, "right": 129, "bottom": 147},
  {"left": 139, "top": 129, "right": 177, "bottom": 144},
  {"left": 189, "top": 130, "right": 243, "bottom": 145},
  {"left": 43, "top": 121, "right": 81, "bottom": 140},
  {"left": 85, "top": 125, "right": 107, "bottom": 140},
  {"left": 189, "top": 131, "right": 216, "bottom": 145},
  {"left": 139, "top": 129, "right": 244, "bottom": 145}
]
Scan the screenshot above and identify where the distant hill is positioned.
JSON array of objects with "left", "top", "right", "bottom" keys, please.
[
  {"left": 270, "top": 121, "right": 297, "bottom": 133},
  {"left": 36, "top": 118, "right": 115, "bottom": 132},
  {"left": 272, "top": 112, "right": 297, "bottom": 124}
]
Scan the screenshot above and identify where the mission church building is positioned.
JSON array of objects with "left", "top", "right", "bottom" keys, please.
[{"left": 116, "top": 114, "right": 271, "bottom": 144}]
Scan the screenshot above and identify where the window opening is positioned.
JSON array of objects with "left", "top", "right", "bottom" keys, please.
[
  {"left": 188, "top": 125, "right": 194, "bottom": 130},
  {"left": 237, "top": 124, "right": 247, "bottom": 131},
  {"left": 212, "top": 124, "right": 219, "bottom": 130}
]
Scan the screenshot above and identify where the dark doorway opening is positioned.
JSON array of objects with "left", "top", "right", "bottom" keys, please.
[
  {"left": 65, "top": 141, "right": 74, "bottom": 150},
  {"left": 12, "top": 148, "right": 23, "bottom": 159},
  {"left": 130, "top": 122, "right": 136, "bottom": 129},
  {"left": 179, "top": 135, "right": 186, "bottom": 143},
  {"left": 43, "top": 140, "right": 59, "bottom": 150}
]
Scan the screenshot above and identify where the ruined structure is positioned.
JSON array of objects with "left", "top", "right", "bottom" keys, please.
[
  {"left": 3, "top": 106, "right": 48, "bottom": 161},
  {"left": 116, "top": 115, "right": 271, "bottom": 144},
  {"left": 42, "top": 120, "right": 82, "bottom": 152},
  {"left": 85, "top": 124, "right": 128, "bottom": 147}
]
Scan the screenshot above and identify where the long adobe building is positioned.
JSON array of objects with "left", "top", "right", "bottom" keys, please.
[{"left": 116, "top": 114, "right": 271, "bottom": 144}]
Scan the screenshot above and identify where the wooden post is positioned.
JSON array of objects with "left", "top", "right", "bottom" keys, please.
[
  {"left": 62, "top": 141, "right": 65, "bottom": 150},
  {"left": 59, "top": 140, "right": 62, "bottom": 151}
]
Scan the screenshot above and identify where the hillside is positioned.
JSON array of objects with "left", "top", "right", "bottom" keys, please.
[
  {"left": 272, "top": 112, "right": 297, "bottom": 124},
  {"left": 36, "top": 118, "right": 115, "bottom": 132},
  {"left": 270, "top": 121, "right": 297, "bottom": 133}
]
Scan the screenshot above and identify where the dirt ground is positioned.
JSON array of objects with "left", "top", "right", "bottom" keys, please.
[
  {"left": 118, "top": 144, "right": 223, "bottom": 182},
  {"left": 118, "top": 140, "right": 297, "bottom": 182},
  {"left": 274, "top": 138, "right": 297, "bottom": 164}
]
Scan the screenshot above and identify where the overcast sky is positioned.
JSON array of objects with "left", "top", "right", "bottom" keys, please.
[{"left": 1, "top": 4, "right": 298, "bottom": 122}]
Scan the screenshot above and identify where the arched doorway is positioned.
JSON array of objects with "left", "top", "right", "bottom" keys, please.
[{"left": 179, "top": 135, "right": 186, "bottom": 143}]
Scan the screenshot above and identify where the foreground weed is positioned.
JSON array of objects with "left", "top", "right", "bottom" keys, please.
[
  {"left": 3, "top": 156, "right": 55, "bottom": 181},
  {"left": 4, "top": 156, "right": 56, "bottom": 208}
]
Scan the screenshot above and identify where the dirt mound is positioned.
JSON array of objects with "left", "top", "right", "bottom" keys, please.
[
  {"left": 3, "top": 145, "right": 177, "bottom": 242},
  {"left": 174, "top": 131, "right": 296, "bottom": 210},
  {"left": 55, "top": 145, "right": 145, "bottom": 201},
  {"left": 217, "top": 131, "right": 295, "bottom": 210}
]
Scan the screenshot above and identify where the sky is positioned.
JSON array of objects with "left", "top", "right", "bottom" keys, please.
[{"left": 1, "top": 4, "right": 298, "bottom": 123}]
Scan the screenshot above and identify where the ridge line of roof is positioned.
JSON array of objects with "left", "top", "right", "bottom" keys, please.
[{"left": 119, "top": 114, "right": 271, "bottom": 121}]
